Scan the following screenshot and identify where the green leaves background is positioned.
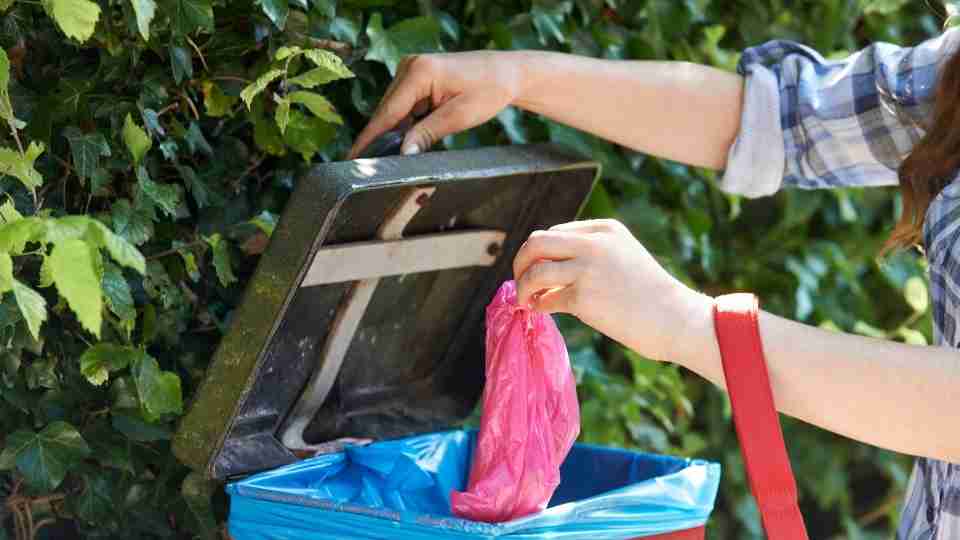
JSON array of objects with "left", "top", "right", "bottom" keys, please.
[{"left": 0, "top": 0, "right": 948, "bottom": 538}]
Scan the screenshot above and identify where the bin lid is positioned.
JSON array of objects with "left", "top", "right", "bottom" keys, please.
[{"left": 172, "top": 142, "right": 599, "bottom": 480}]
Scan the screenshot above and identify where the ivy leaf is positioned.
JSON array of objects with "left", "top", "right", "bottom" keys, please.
[
  {"left": 123, "top": 114, "right": 152, "bottom": 165},
  {"left": 163, "top": 0, "right": 214, "bottom": 36},
  {"left": 50, "top": 238, "right": 103, "bottom": 337},
  {"left": 12, "top": 279, "right": 46, "bottom": 340},
  {"left": 43, "top": 0, "right": 101, "bottom": 42},
  {"left": 130, "top": 0, "right": 157, "bottom": 40},
  {"left": 288, "top": 91, "right": 343, "bottom": 124},
  {"left": 80, "top": 343, "right": 141, "bottom": 386},
  {"left": 274, "top": 95, "right": 291, "bottom": 134},
  {"left": 170, "top": 45, "right": 193, "bottom": 84},
  {"left": 365, "top": 13, "right": 444, "bottom": 75},
  {"left": 138, "top": 166, "right": 182, "bottom": 218},
  {"left": 75, "top": 473, "right": 114, "bottom": 523},
  {"left": 63, "top": 127, "right": 111, "bottom": 182},
  {"left": 282, "top": 110, "right": 335, "bottom": 161},
  {"left": 200, "top": 81, "right": 237, "bottom": 117},
  {"left": 241, "top": 69, "right": 284, "bottom": 108},
  {"left": 205, "top": 233, "right": 236, "bottom": 286},
  {"left": 111, "top": 199, "right": 154, "bottom": 246},
  {"left": 0, "top": 252, "right": 11, "bottom": 294},
  {"left": 257, "top": 0, "right": 289, "bottom": 29},
  {"left": 102, "top": 262, "right": 136, "bottom": 323},
  {"left": 0, "top": 421, "right": 90, "bottom": 490},
  {"left": 111, "top": 411, "right": 171, "bottom": 441},
  {"left": 184, "top": 122, "right": 213, "bottom": 155},
  {"left": 531, "top": 0, "right": 573, "bottom": 44},
  {"left": 132, "top": 353, "right": 183, "bottom": 417},
  {"left": 0, "top": 142, "right": 46, "bottom": 193}
]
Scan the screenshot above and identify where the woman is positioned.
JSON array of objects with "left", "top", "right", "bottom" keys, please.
[{"left": 348, "top": 26, "right": 960, "bottom": 539}]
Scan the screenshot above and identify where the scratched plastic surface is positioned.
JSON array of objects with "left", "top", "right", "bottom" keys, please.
[
  {"left": 451, "top": 280, "right": 580, "bottom": 522},
  {"left": 226, "top": 430, "right": 720, "bottom": 539}
]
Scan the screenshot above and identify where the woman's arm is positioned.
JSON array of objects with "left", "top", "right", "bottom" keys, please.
[
  {"left": 513, "top": 219, "right": 960, "bottom": 464},
  {"left": 678, "top": 295, "right": 960, "bottom": 464},
  {"left": 513, "top": 53, "right": 743, "bottom": 169},
  {"left": 349, "top": 50, "right": 743, "bottom": 170}
]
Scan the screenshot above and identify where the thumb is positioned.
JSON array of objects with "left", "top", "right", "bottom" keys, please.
[{"left": 401, "top": 93, "right": 486, "bottom": 155}]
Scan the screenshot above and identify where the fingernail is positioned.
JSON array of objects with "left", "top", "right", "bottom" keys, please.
[{"left": 402, "top": 143, "right": 420, "bottom": 155}]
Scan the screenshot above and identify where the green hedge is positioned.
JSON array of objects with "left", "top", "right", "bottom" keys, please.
[{"left": 0, "top": 0, "right": 945, "bottom": 538}]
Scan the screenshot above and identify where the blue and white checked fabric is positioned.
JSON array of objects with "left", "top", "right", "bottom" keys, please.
[{"left": 720, "top": 27, "right": 960, "bottom": 539}]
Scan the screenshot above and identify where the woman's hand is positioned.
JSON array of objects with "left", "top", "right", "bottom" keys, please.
[
  {"left": 348, "top": 51, "right": 526, "bottom": 158},
  {"left": 514, "top": 219, "right": 710, "bottom": 364}
]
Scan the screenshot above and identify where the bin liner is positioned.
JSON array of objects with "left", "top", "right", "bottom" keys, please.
[
  {"left": 226, "top": 430, "right": 720, "bottom": 539},
  {"left": 451, "top": 280, "right": 580, "bottom": 522}
]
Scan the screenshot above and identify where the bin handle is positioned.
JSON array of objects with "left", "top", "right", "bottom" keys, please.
[{"left": 713, "top": 294, "right": 809, "bottom": 540}]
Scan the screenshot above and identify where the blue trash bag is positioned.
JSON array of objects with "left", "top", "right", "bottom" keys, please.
[{"left": 227, "top": 430, "right": 720, "bottom": 540}]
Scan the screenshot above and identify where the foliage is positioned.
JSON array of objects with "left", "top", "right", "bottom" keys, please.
[{"left": 0, "top": 0, "right": 948, "bottom": 538}]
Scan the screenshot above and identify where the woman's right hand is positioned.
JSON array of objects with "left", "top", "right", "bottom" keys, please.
[{"left": 347, "top": 51, "right": 529, "bottom": 159}]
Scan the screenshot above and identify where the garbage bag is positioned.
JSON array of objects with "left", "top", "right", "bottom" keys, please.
[
  {"left": 227, "top": 430, "right": 721, "bottom": 540},
  {"left": 450, "top": 280, "right": 580, "bottom": 522}
]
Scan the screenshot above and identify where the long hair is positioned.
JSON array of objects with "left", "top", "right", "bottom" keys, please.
[{"left": 884, "top": 44, "right": 960, "bottom": 252}]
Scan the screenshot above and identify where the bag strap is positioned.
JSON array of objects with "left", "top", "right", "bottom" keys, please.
[{"left": 713, "top": 293, "right": 809, "bottom": 540}]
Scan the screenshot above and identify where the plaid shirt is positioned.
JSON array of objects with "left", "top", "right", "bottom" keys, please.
[{"left": 720, "top": 28, "right": 960, "bottom": 539}]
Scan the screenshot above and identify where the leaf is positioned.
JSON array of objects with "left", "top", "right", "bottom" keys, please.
[
  {"left": 281, "top": 110, "right": 335, "bottom": 161},
  {"left": 240, "top": 69, "right": 284, "bottom": 108},
  {"left": 257, "top": 0, "right": 289, "bottom": 29},
  {"left": 102, "top": 262, "right": 136, "bottom": 322},
  {"left": 205, "top": 233, "right": 236, "bottom": 286},
  {"left": 364, "top": 15, "right": 409, "bottom": 74},
  {"left": 111, "top": 410, "right": 171, "bottom": 441},
  {"left": 1, "top": 421, "right": 90, "bottom": 490},
  {"left": 0, "top": 253, "right": 11, "bottom": 294},
  {"left": 863, "top": 0, "right": 909, "bottom": 15},
  {"left": 904, "top": 276, "right": 929, "bottom": 313},
  {"left": 138, "top": 167, "right": 182, "bottom": 218},
  {"left": 274, "top": 95, "right": 291, "bottom": 134},
  {"left": 200, "top": 81, "right": 237, "bottom": 117},
  {"left": 330, "top": 15, "right": 361, "bottom": 45},
  {"left": 0, "top": 0, "right": 12, "bottom": 13},
  {"left": 0, "top": 142, "right": 46, "bottom": 193},
  {"left": 275, "top": 45, "right": 303, "bottom": 60},
  {"left": 80, "top": 343, "right": 141, "bottom": 386},
  {"left": 288, "top": 91, "right": 343, "bottom": 124},
  {"left": 50, "top": 238, "right": 103, "bottom": 336},
  {"left": 38, "top": 255, "right": 54, "bottom": 288},
  {"left": 87, "top": 221, "right": 146, "bottom": 274},
  {"left": 111, "top": 200, "right": 154, "bottom": 246},
  {"left": 184, "top": 122, "right": 213, "bottom": 155},
  {"left": 170, "top": 45, "right": 193, "bottom": 84},
  {"left": 75, "top": 474, "right": 114, "bottom": 523},
  {"left": 43, "top": 0, "right": 101, "bottom": 42},
  {"left": 531, "top": 0, "right": 573, "bottom": 44},
  {"left": 12, "top": 279, "right": 46, "bottom": 340},
  {"left": 123, "top": 114, "right": 152, "bottom": 165},
  {"left": 132, "top": 353, "right": 183, "bottom": 417},
  {"left": 0, "top": 199, "right": 22, "bottom": 222},
  {"left": 163, "top": 0, "right": 214, "bottom": 36},
  {"left": 249, "top": 210, "right": 277, "bottom": 236},
  {"left": 253, "top": 114, "right": 286, "bottom": 156},
  {"left": 130, "top": 0, "right": 157, "bottom": 40},
  {"left": 63, "top": 127, "right": 111, "bottom": 181}
]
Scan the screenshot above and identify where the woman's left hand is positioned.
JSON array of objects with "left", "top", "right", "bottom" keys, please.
[{"left": 514, "top": 219, "right": 710, "bottom": 364}]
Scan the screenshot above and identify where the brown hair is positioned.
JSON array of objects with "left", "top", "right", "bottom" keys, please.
[{"left": 884, "top": 45, "right": 960, "bottom": 253}]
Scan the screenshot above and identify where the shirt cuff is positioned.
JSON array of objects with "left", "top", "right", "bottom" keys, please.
[{"left": 719, "top": 65, "right": 785, "bottom": 198}]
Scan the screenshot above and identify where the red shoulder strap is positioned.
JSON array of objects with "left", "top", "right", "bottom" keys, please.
[{"left": 713, "top": 293, "right": 808, "bottom": 540}]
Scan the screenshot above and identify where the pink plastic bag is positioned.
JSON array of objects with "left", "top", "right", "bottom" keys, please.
[{"left": 451, "top": 280, "right": 580, "bottom": 523}]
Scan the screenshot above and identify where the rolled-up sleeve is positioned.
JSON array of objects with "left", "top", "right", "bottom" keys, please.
[{"left": 721, "top": 28, "right": 960, "bottom": 198}]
